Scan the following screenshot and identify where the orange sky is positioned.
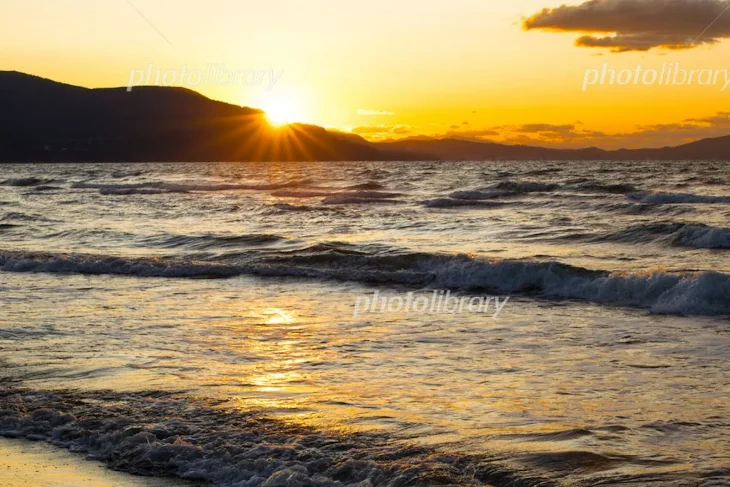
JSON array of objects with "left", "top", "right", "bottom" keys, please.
[{"left": 3, "top": 0, "right": 730, "bottom": 149}]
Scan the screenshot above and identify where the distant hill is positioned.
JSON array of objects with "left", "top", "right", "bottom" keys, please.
[
  {"left": 374, "top": 136, "right": 730, "bottom": 161},
  {"left": 2, "top": 71, "right": 730, "bottom": 162},
  {"left": 0, "top": 71, "right": 390, "bottom": 162},
  {"left": 374, "top": 138, "right": 607, "bottom": 161}
]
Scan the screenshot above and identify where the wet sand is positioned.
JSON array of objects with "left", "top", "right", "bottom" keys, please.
[{"left": 0, "top": 438, "right": 194, "bottom": 487}]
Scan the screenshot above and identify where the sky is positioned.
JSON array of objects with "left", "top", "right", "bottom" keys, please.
[{"left": 4, "top": 0, "right": 730, "bottom": 149}]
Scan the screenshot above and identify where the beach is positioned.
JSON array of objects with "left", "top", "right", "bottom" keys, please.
[{"left": 0, "top": 438, "right": 193, "bottom": 487}]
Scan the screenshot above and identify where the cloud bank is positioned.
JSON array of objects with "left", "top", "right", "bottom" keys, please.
[
  {"left": 524, "top": 0, "right": 730, "bottom": 52},
  {"left": 362, "top": 113, "right": 730, "bottom": 150}
]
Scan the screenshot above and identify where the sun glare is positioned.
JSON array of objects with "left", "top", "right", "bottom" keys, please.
[{"left": 260, "top": 95, "right": 303, "bottom": 126}]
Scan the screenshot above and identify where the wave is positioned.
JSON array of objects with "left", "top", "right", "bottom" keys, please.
[
  {"left": 424, "top": 198, "right": 508, "bottom": 208},
  {"left": 1, "top": 248, "right": 729, "bottom": 316},
  {"left": 2, "top": 177, "right": 53, "bottom": 187},
  {"left": 629, "top": 192, "right": 730, "bottom": 205},
  {"left": 346, "top": 181, "right": 386, "bottom": 190},
  {"left": 2, "top": 212, "right": 55, "bottom": 223},
  {"left": 491, "top": 181, "right": 560, "bottom": 193},
  {"left": 447, "top": 181, "right": 639, "bottom": 203},
  {"left": 272, "top": 190, "right": 401, "bottom": 204},
  {"left": 321, "top": 191, "right": 402, "bottom": 205},
  {"left": 588, "top": 222, "right": 730, "bottom": 249},
  {"left": 110, "top": 170, "right": 145, "bottom": 178},
  {"left": 43, "top": 229, "right": 141, "bottom": 243},
  {"left": 602, "top": 202, "right": 695, "bottom": 217},
  {"left": 150, "top": 233, "right": 292, "bottom": 250},
  {"left": 0, "top": 251, "right": 242, "bottom": 279},
  {"left": 449, "top": 190, "right": 513, "bottom": 201},
  {"left": 568, "top": 181, "right": 638, "bottom": 194},
  {"left": 329, "top": 190, "right": 400, "bottom": 200},
  {"left": 425, "top": 257, "right": 730, "bottom": 316},
  {"left": 271, "top": 190, "right": 338, "bottom": 198},
  {"left": 73, "top": 180, "right": 313, "bottom": 195},
  {"left": 521, "top": 168, "right": 560, "bottom": 176},
  {"left": 260, "top": 203, "right": 324, "bottom": 214},
  {"left": 323, "top": 196, "right": 400, "bottom": 205},
  {"left": 31, "top": 185, "right": 62, "bottom": 192},
  {"left": 0, "top": 387, "right": 543, "bottom": 487},
  {"left": 101, "top": 187, "right": 186, "bottom": 196}
]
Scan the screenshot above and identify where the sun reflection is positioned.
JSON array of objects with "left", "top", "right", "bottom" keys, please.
[{"left": 259, "top": 307, "right": 296, "bottom": 325}]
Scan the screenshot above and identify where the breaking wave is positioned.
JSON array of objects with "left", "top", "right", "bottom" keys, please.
[
  {"left": 587, "top": 222, "right": 730, "bottom": 249},
  {"left": 1, "top": 248, "right": 729, "bottom": 316},
  {"left": 0, "top": 387, "right": 543, "bottom": 487}
]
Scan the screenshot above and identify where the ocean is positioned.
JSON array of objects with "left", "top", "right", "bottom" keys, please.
[{"left": 0, "top": 160, "right": 728, "bottom": 486}]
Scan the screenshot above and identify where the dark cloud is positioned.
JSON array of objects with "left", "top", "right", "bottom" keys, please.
[
  {"left": 685, "top": 111, "right": 730, "bottom": 124},
  {"left": 524, "top": 0, "right": 730, "bottom": 52}
]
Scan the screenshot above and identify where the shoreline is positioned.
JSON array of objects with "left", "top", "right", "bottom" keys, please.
[{"left": 0, "top": 437, "right": 196, "bottom": 487}]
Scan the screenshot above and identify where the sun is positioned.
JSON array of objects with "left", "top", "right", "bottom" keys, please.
[{"left": 259, "top": 94, "right": 303, "bottom": 127}]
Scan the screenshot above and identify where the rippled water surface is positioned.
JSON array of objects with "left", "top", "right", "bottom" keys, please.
[{"left": 0, "top": 161, "right": 728, "bottom": 486}]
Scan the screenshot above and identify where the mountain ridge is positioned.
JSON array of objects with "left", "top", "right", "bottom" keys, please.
[
  {"left": 2, "top": 71, "right": 730, "bottom": 162},
  {"left": 373, "top": 135, "right": 730, "bottom": 161},
  {"left": 0, "top": 71, "right": 388, "bottom": 162}
]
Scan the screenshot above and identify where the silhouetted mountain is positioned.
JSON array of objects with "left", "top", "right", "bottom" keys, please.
[
  {"left": 0, "top": 71, "right": 388, "bottom": 162},
  {"left": 3, "top": 71, "right": 730, "bottom": 162},
  {"left": 375, "top": 138, "right": 607, "bottom": 161},
  {"left": 375, "top": 136, "right": 730, "bottom": 161},
  {"left": 610, "top": 135, "right": 730, "bottom": 160}
]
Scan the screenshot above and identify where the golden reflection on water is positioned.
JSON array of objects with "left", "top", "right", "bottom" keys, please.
[
  {"left": 254, "top": 307, "right": 297, "bottom": 325},
  {"left": 2, "top": 271, "right": 728, "bottom": 479}
]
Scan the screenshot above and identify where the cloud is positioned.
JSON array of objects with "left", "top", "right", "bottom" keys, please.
[
  {"left": 351, "top": 124, "right": 412, "bottom": 140},
  {"left": 524, "top": 0, "right": 730, "bottom": 52},
  {"left": 684, "top": 111, "right": 730, "bottom": 124},
  {"left": 356, "top": 109, "right": 395, "bottom": 116},
  {"left": 514, "top": 123, "right": 578, "bottom": 135},
  {"left": 496, "top": 114, "right": 730, "bottom": 149},
  {"left": 444, "top": 128, "right": 500, "bottom": 139},
  {"left": 432, "top": 115, "right": 730, "bottom": 149},
  {"left": 360, "top": 112, "right": 730, "bottom": 148}
]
